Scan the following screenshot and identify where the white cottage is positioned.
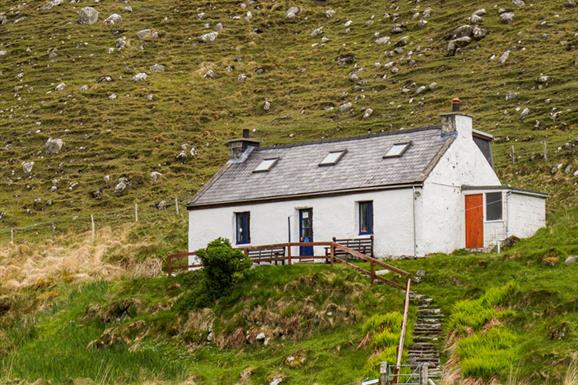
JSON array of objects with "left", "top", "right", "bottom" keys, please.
[{"left": 187, "top": 101, "right": 547, "bottom": 260}]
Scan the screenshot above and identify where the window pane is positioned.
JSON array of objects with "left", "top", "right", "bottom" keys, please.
[
  {"left": 486, "top": 192, "right": 502, "bottom": 221},
  {"left": 359, "top": 201, "right": 373, "bottom": 235},
  {"left": 384, "top": 143, "right": 410, "bottom": 158},
  {"left": 254, "top": 158, "right": 278, "bottom": 172},
  {"left": 320, "top": 151, "right": 345, "bottom": 166},
  {"left": 236, "top": 212, "right": 250, "bottom": 244}
]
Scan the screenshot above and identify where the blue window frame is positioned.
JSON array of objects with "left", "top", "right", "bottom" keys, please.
[
  {"left": 359, "top": 201, "right": 373, "bottom": 235},
  {"left": 235, "top": 212, "right": 251, "bottom": 244}
]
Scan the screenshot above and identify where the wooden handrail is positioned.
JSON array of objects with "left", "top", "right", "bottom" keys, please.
[
  {"left": 394, "top": 277, "right": 412, "bottom": 384},
  {"left": 333, "top": 244, "right": 411, "bottom": 278}
]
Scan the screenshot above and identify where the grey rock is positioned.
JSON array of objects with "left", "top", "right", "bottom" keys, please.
[
  {"left": 215, "top": 22, "right": 224, "bottom": 32},
  {"left": 564, "top": 164, "right": 574, "bottom": 174},
  {"left": 270, "top": 378, "right": 283, "bottom": 385},
  {"left": 537, "top": 74, "right": 550, "bottom": 84},
  {"left": 499, "top": 50, "right": 511, "bottom": 65},
  {"left": 311, "top": 27, "right": 324, "bottom": 37},
  {"left": 512, "top": 0, "right": 525, "bottom": 7},
  {"left": 104, "top": 13, "right": 122, "bottom": 25},
  {"left": 565, "top": 0, "right": 577, "bottom": 7},
  {"left": 55, "top": 82, "right": 66, "bottom": 91},
  {"left": 325, "top": 9, "right": 336, "bottom": 18},
  {"left": 0, "top": 50, "right": 7, "bottom": 57},
  {"left": 336, "top": 54, "right": 356, "bottom": 65},
  {"left": 469, "top": 14, "right": 483, "bottom": 24},
  {"left": 391, "top": 24, "right": 405, "bottom": 34},
  {"left": 136, "top": 29, "right": 159, "bottom": 40},
  {"left": 123, "top": 5, "right": 133, "bottom": 12},
  {"left": 417, "top": 19, "right": 428, "bottom": 28},
  {"left": 415, "top": 85, "right": 428, "bottom": 95},
  {"left": 263, "top": 99, "right": 271, "bottom": 112},
  {"left": 451, "top": 25, "right": 474, "bottom": 39},
  {"left": 199, "top": 31, "right": 218, "bottom": 42},
  {"left": 447, "top": 36, "right": 472, "bottom": 56},
  {"left": 339, "top": 102, "right": 353, "bottom": 113},
  {"left": 520, "top": 107, "right": 530, "bottom": 121},
  {"left": 22, "top": 161, "right": 34, "bottom": 174},
  {"left": 472, "top": 26, "right": 488, "bottom": 40},
  {"left": 116, "top": 37, "right": 127, "bottom": 49},
  {"left": 395, "top": 36, "right": 409, "bottom": 47},
  {"left": 375, "top": 36, "right": 391, "bottom": 45},
  {"left": 46, "top": 138, "right": 64, "bottom": 154},
  {"left": 473, "top": 8, "right": 487, "bottom": 17},
  {"left": 114, "top": 180, "right": 127, "bottom": 194},
  {"left": 286, "top": 6, "right": 300, "bottom": 19},
  {"left": 40, "top": 0, "right": 63, "bottom": 12},
  {"left": 362, "top": 108, "right": 373, "bottom": 119},
  {"left": 204, "top": 69, "right": 216, "bottom": 79},
  {"left": 0, "top": 15, "right": 6, "bottom": 25},
  {"left": 500, "top": 12, "right": 514, "bottom": 24},
  {"left": 78, "top": 7, "right": 99, "bottom": 25},
  {"left": 150, "top": 171, "right": 162, "bottom": 183},
  {"left": 132, "top": 72, "right": 148, "bottom": 82},
  {"left": 564, "top": 256, "right": 578, "bottom": 265},
  {"left": 150, "top": 64, "right": 165, "bottom": 73},
  {"left": 155, "top": 200, "right": 168, "bottom": 210},
  {"left": 48, "top": 48, "right": 58, "bottom": 60},
  {"left": 256, "top": 332, "right": 266, "bottom": 341}
]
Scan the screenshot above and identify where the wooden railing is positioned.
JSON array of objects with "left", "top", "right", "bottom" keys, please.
[{"left": 166, "top": 240, "right": 412, "bottom": 379}]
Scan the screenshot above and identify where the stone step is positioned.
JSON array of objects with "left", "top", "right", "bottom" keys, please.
[{"left": 417, "top": 308, "right": 442, "bottom": 315}]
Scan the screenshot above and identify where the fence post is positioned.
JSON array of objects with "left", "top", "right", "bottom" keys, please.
[
  {"left": 543, "top": 140, "right": 548, "bottom": 161},
  {"left": 380, "top": 361, "right": 389, "bottom": 385},
  {"left": 90, "top": 214, "right": 96, "bottom": 242},
  {"left": 370, "top": 258, "right": 375, "bottom": 284},
  {"left": 287, "top": 243, "right": 292, "bottom": 265},
  {"left": 10, "top": 228, "right": 14, "bottom": 244},
  {"left": 420, "top": 364, "right": 428, "bottom": 385},
  {"left": 134, "top": 203, "right": 139, "bottom": 222},
  {"left": 510, "top": 145, "right": 516, "bottom": 164},
  {"left": 175, "top": 197, "right": 180, "bottom": 216}
]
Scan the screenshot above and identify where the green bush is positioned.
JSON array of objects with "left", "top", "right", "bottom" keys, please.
[
  {"left": 196, "top": 238, "right": 252, "bottom": 300},
  {"left": 458, "top": 327, "right": 518, "bottom": 378}
]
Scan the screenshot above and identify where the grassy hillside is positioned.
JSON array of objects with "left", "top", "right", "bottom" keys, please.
[
  {"left": 0, "top": 211, "right": 576, "bottom": 385},
  {"left": 1, "top": 0, "right": 577, "bottom": 238}
]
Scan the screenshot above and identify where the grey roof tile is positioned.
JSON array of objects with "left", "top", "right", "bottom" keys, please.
[{"left": 190, "top": 127, "right": 453, "bottom": 207}]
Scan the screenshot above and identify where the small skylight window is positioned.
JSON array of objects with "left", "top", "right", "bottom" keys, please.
[
  {"left": 383, "top": 142, "right": 411, "bottom": 158},
  {"left": 253, "top": 158, "right": 279, "bottom": 173},
  {"left": 319, "top": 150, "right": 347, "bottom": 166}
]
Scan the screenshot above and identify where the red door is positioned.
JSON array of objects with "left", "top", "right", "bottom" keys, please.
[{"left": 465, "top": 194, "right": 484, "bottom": 249}]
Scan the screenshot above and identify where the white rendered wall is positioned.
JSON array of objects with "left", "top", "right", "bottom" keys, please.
[
  {"left": 188, "top": 188, "right": 417, "bottom": 262},
  {"left": 419, "top": 115, "right": 501, "bottom": 254},
  {"left": 507, "top": 193, "right": 546, "bottom": 238}
]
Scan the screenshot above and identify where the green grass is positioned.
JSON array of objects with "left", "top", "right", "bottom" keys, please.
[
  {"left": 0, "top": 264, "right": 409, "bottom": 385},
  {"left": 0, "top": 0, "right": 576, "bottom": 241}
]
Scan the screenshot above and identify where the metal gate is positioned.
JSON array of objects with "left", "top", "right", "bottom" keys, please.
[{"left": 361, "top": 362, "right": 430, "bottom": 385}]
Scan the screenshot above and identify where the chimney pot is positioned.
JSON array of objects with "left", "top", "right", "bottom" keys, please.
[
  {"left": 451, "top": 97, "right": 461, "bottom": 112},
  {"left": 242, "top": 129, "right": 250, "bottom": 138}
]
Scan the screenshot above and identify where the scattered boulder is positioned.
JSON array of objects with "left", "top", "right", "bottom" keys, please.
[
  {"left": 55, "top": 82, "right": 66, "bottom": 91},
  {"left": 564, "top": 256, "right": 578, "bottom": 265},
  {"left": 499, "top": 50, "right": 511, "bottom": 65},
  {"left": 447, "top": 36, "right": 472, "bottom": 56},
  {"left": 537, "top": 74, "right": 550, "bottom": 84},
  {"left": 150, "top": 171, "right": 162, "bottom": 183},
  {"left": 512, "top": 0, "right": 526, "bottom": 7},
  {"left": 362, "top": 108, "right": 373, "bottom": 119},
  {"left": 22, "top": 161, "right": 34, "bottom": 175},
  {"left": 40, "top": 0, "right": 63, "bottom": 12},
  {"left": 500, "top": 12, "right": 514, "bottom": 24},
  {"left": 339, "top": 102, "right": 353, "bottom": 113},
  {"left": 325, "top": 9, "right": 336, "bottom": 18},
  {"left": 45, "top": 138, "right": 64, "bottom": 154},
  {"left": 375, "top": 36, "right": 391, "bottom": 45},
  {"left": 520, "top": 107, "right": 530, "bottom": 121},
  {"left": 154, "top": 200, "right": 168, "bottom": 210},
  {"left": 114, "top": 178, "right": 128, "bottom": 194},
  {"left": 132, "top": 73, "right": 148, "bottom": 82},
  {"left": 104, "top": 14, "right": 122, "bottom": 25},
  {"left": 336, "top": 54, "right": 356, "bottom": 65},
  {"left": 286, "top": 6, "right": 300, "bottom": 19},
  {"left": 78, "top": 7, "right": 99, "bottom": 25},
  {"left": 150, "top": 64, "right": 165, "bottom": 73},
  {"left": 199, "top": 32, "right": 218, "bottom": 42},
  {"left": 136, "top": 29, "right": 159, "bottom": 40},
  {"left": 311, "top": 27, "right": 324, "bottom": 37}
]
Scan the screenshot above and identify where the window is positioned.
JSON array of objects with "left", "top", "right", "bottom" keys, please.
[
  {"left": 253, "top": 158, "right": 279, "bottom": 173},
  {"left": 383, "top": 142, "right": 411, "bottom": 158},
  {"left": 485, "top": 192, "right": 502, "bottom": 221},
  {"left": 319, "top": 150, "right": 347, "bottom": 166},
  {"left": 235, "top": 212, "right": 251, "bottom": 244},
  {"left": 359, "top": 201, "right": 374, "bottom": 235}
]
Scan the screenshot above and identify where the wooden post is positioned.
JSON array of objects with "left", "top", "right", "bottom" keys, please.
[
  {"left": 380, "top": 362, "right": 389, "bottom": 385},
  {"left": 420, "top": 364, "right": 429, "bottom": 385},
  {"left": 543, "top": 140, "right": 548, "bottom": 161},
  {"left": 167, "top": 255, "right": 172, "bottom": 277},
  {"left": 10, "top": 228, "right": 14, "bottom": 244},
  {"left": 370, "top": 258, "right": 375, "bottom": 284},
  {"left": 90, "top": 214, "right": 96, "bottom": 242},
  {"left": 134, "top": 203, "right": 139, "bottom": 222},
  {"left": 510, "top": 145, "right": 516, "bottom": 164},
  {"left": 287, "top": 243, "right": 292, "bottom": 265},
  {"left": 175, "top": 197, "right": 180, "bottom": 216},
  {"left": 395, "top": 278, "right": 412, "bottom": 383}
]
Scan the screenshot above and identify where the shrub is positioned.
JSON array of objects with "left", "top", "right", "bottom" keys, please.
[{"left": 196, "top": 238, "right": 252, "bottom": 300}]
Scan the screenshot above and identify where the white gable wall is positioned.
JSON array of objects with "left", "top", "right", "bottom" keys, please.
[
  {"left": 188, "top": 188, "right": 418, "bottom": 262},
  {"left": 419, "top": 115, "right": 501, "bottom": 254}
]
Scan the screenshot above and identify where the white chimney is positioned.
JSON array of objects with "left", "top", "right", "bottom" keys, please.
[{"left": 440, "top": 97, "right": 473, "bottom": 140}]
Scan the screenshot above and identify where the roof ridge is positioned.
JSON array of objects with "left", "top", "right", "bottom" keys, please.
[{"left": 257, "top": 125, "right": 441, "bottom": 151}]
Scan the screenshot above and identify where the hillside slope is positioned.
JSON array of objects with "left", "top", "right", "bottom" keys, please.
[{"left": 1, "top": 0, "right": 577, "bottom": 236}]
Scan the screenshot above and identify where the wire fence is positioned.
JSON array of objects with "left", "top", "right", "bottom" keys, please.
[{"left": 0, "top": 195, "right": 190, "bottom": 244}]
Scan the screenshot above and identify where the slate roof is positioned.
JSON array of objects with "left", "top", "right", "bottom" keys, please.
[{"left": 189, "top": 127, "right": 455, "bottom": 208}]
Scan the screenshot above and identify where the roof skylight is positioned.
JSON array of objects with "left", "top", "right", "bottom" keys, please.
[
  {"left": 253, "top": 158, "right": 279, "bottom": 173},
  {"left": 383, "top": 142, "right": 411, "bottom": 158},
  {"left": 319, "top": 150, "right": 347, "bottom": 166}
]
